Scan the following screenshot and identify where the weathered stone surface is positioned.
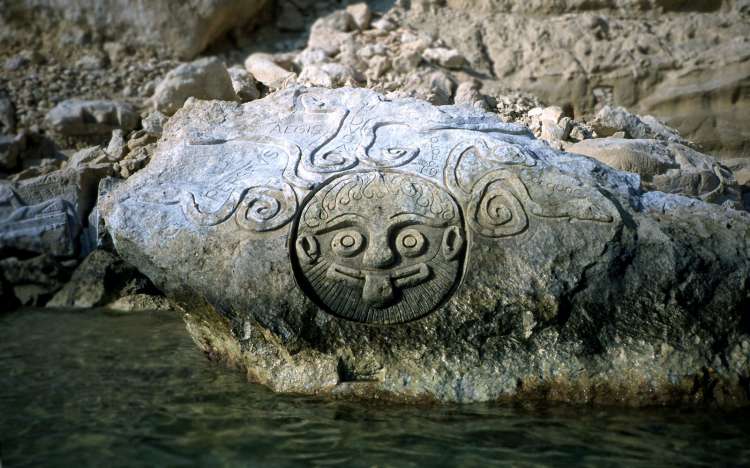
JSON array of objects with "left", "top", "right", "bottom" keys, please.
[
  {"left": 423, "top": 47, "right": 466, "bottom": 70},
  {"left": 568, "top": 138, "right": 742, "bottom": 205},
  {"left": 99, "top": 87, "right": 750, "bottom": 406},
  {"left": 0, "top": 134, "right": 24, "bottom": 171},
  {"left": 45, "top": 99, "right": 138, "bottom": 136},
  {"left": 244, "top": 53, "right": 297, "bottom": 89},
  {"left": 107, "top": 293, "right": 173, "bottom": 312},
  {"left": 2, "top": 0, "right": 269, "bottom": 59},
  {"left": 0, "top": 94, "right": 15, "bottom": 134},
  {"left": 0, "top": 254, "right": 74, "bottom": 309},
  {"left": 0, "top": 184, "right": 80, "bottom": 257},
  {"left": 401, "top": 0, "right": 750, "bottom": 157},
  {"left": 227, "top": 66, "right": 260, "bottom": 103},
  {"left": 46, "top": 249, "right": 158, "bottom": 308},
  {"left": 152, "top": 57, "right": 238, "bottom": 116}
]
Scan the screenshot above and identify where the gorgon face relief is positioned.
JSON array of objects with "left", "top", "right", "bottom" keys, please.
[{"left": 290, "top": 170, "right": 467, "bottom": 324}]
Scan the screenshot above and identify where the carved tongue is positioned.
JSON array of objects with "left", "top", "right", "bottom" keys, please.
[{"left": 362, "top": 274, "right": 395, "bottom": 309}]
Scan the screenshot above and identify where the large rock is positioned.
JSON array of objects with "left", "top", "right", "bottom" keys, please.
[
  {"left": 1, "top": 146, "right": 116, "bottom": 258},
  {"left": 98, "top": 87, "right": 750, "bottom": 407},
  {"left": 0, "top": 184, "right": 80, "bottom": 257},
  {"left": 46, "top": 249, "right": 158, "bottom": 308},
  {"left": 2, "top": 0, "right": 269, "bottom": 59}
]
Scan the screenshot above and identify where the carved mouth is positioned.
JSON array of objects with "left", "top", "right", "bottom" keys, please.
[
  {"left": 326, "top": 263, "right": 430, "bottom": 287},
  {"left": 326, "top": 262, "right": 431, "bottom": 308}
]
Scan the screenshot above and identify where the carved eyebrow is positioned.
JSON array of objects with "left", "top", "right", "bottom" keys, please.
[
  {"left": 388, "top": 212, "right": 449, "bottom": 228},
  {"left": 317, "top": 212, "right": 367, "bottom": 233}
]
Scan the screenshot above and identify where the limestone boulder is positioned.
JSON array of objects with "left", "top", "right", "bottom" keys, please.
[
  {"left": 98, "top": 87, "right": 750, "bottom": 407},
  {"left": 46, "top": 249, "right": 158, "bottom": 308},
  {"left": 568, "top": 138, "right": 742, "bottom": 205},
  {"left": 2, "top": 0, "right": 269, "bottom": 59}
]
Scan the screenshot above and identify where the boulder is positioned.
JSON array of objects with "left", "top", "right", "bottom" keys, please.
[
  {"left": 45, "top": 100, "right": 139, "bottom": 136},
  {"left": 0, "top": 254, "right": 75, "bottom": 308},
  {"left": 2, "top": 0, "right": 269, "bottom": 59},
  {"left": 568, "top": 138, "right": 742, "bottom": 205},
  {"left": 0, "top": 184, "right": 80, "bottom": 257},
  {"left": 401, "top": 1, "right": 750, "bottom": 157},
  {"left": 152, "top": 57, "right": 238, "bottom": 116},
  {"left": 98, "top": 87, "right": 750, "bottom": 407},
  {"left": 46, "top": 249, "right": 159, "bottom": 308}
]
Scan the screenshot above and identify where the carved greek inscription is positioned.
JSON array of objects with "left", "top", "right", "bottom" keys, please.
[{"left": 290, "top": 170, "right": 467, "bottom": 324}]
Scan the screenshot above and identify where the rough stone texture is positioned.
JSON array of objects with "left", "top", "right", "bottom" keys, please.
[
  {"left": 0, "top": 183, "right": 80, "bottom": 257},
  {"left": 0, "top": 94, "right": 15, "bottom": 134},
  {"left": 1, "top": 0, "right": 270, "bottom": 59},
  {"left": 227, "top": 65, "right": 260, "bottom": 102},
  {"left": 152, "top": 57, "right": 238, "bottom": 116},
  {"left": 568, "top": 138, "right": 742, "bottom": 205},
  {"left": 0, "top": 254, "right": 75, "bottom": 308},
  {"left": 45, "top": 99, "right": 139, "bottom": 136},
  {"left": 99, "top": 88, "right": 750, "bottom": 407},
  {"left": 106, "top": 293, "right": 173, "bottom": 312},
  {"left": 403, "top": 0, "right": 750, "bottom": 158},
  {"left": 46, "top": 249, "right": 158, "bottom": 308},
  {"left": 244, "top": 53, "right": 297, "bottom": 89}
]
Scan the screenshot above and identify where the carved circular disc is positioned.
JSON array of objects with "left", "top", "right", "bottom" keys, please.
[{"left": 290, "top": 170, "right": 467, "bottom": 325}]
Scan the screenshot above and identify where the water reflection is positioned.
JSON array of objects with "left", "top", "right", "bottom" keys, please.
[{"left": 1, "top": 309, "right": 748, "bottom": 467}]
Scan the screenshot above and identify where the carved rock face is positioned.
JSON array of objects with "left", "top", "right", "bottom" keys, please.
[
  {"left": 98, "top": 87, "right": 750, "bottom": 406},
  {"left": 292, "top": 171, "right": 466, "bottom": 324}
]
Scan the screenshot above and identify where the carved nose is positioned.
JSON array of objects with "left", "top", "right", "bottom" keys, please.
[
  {"left": 362, "top": 274, "right": 395, "bottom": 308},
  {"left": 362, "top": 235, "right": 395, "bottom": 268}
]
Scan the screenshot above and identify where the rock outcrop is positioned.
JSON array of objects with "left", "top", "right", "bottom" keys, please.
[
  {"left": 402, "top": 0, "right": 750, "bottom": 158},
  {"left": 99, "top": 88, "right": 750, "bottom": 407},
  {"left": 1, "top": 0, "right": 270, "bottom": 59}
]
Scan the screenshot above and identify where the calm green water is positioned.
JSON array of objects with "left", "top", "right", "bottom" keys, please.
[{"left": 1, "top": 309, "right": 749, "bottom": 467}]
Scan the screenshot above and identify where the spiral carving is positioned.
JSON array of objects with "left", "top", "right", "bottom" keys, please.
[
  {"left": 235, "top": 184, "right": 297, "bottom": 232},
  {"left": 467, "top": 172, "right": 528, "bottom": 238}
]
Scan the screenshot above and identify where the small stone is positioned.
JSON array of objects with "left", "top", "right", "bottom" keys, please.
[
  {"left": 346, "top": 3, "right": 372, "bottom": 30},
  {"left": 454, "top": 81, "right": 489, "bottom": 110},
  {"left": 75, "top": 54, "right": 108, "bottom": 70},
  {"left": 307, "top": 12, "right": 355, "bottom": 56},
  {"left": 227, "top": 66, "right": 260, "bottom": 102},
  {"left": 372, "top": 17, "right": 396, "bottom": 31},
  {"left": 142, "top": 111, "right": 168, "bottom": 137},
  {"left": 0, "top": 134, "right": 25, "bottom": 171},
  {"left": 0, "top": 94, "right": 16, "bottom": 133},
  {"left": 103, "top": 41, "right": 129, "bottom": 63},
  {"left": 107, "top": 293, "right": 173, "bottom": 312},
  {"left": 45, "top": 99, "right": 139, "bottom": 136},
  {"left": 299, "top": 63, "right": 361, "bottom": 88},
  {"left": 152, "top": 57, "right": 238, "bottom": 115},
  {"left": 244, "top": 53, "right": 297, "bottom": 89},
  {"left": 423, "top": 47, "right": 466, "bottom": 70},
  {"left": 295, "top": 48, "right": 329, "bottom": 68},
  {"left": 105, "top": 129, "right": 126, "bottom": 161}
]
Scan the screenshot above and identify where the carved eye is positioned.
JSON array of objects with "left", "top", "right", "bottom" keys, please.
[
  {"left": 396, "top": 228, "right": 426, "bottom": 257},
  {"left": 331, "top": 230, "right": 365, "bottom": 257}
]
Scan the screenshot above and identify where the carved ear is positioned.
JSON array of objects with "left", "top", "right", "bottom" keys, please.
[
  {"left": 441, "top": 226, "right": 464, "bottom": 261},
  {"left": 296, "top": 235, "right": 320, "bottom": 264}
]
